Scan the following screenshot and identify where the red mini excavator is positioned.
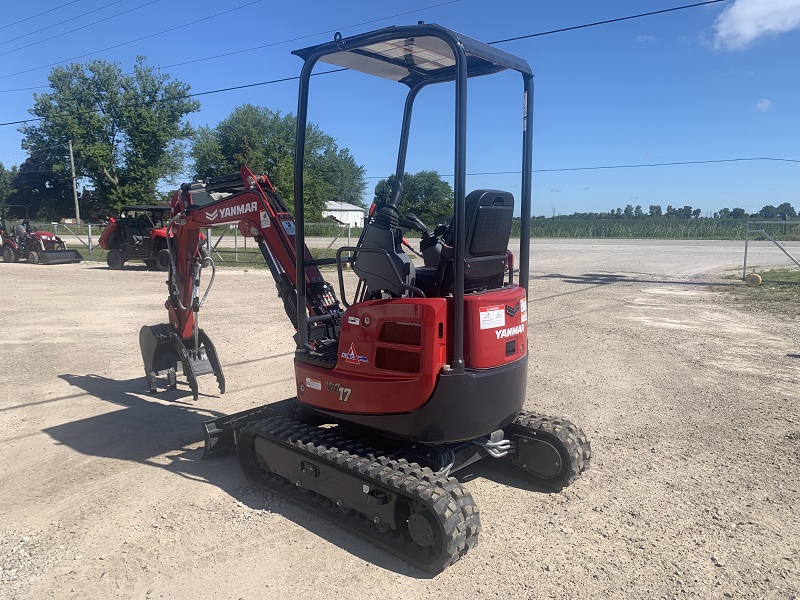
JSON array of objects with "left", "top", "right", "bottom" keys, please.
[{"left": 140, "top": 24, "right": 590, "bottom": 571}]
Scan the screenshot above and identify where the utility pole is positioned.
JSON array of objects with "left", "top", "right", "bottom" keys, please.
[{"left": 68, "top": 139, "right": 81, "bottom": 224}]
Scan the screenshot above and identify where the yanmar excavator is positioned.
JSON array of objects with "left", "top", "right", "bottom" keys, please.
[{"left": 140, "top": 24, "right": 591, "bottom": 571}]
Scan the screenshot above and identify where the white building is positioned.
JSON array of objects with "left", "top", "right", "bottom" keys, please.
[{"left": 322, "top": 201, "right": 365, "bottom": 228}]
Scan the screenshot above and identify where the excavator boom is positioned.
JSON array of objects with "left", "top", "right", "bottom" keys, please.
[{"left": 139, "top": 166, "right": 342, "bottom": 399}]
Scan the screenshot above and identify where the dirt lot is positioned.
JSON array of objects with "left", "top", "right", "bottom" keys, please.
[{"left": 1, "top": 240, "right": 798, "bottom": 599}]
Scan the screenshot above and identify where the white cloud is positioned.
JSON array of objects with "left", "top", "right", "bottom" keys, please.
[
  {"left": 635, "top": 34, "right": 656, "bottom": 43},
  {"left": 755, "top": 99, "right": 773, "bottom": 111},
  {"left": 550, "top": 188, "right": 561, "bottom": 193},
  {"left": 714, "top": 0, "right": 800, "bottom": 50}
]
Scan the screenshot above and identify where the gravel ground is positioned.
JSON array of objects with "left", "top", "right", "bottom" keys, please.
[{"left": 0, "top": 239, "right": 798, "bottom": 599}]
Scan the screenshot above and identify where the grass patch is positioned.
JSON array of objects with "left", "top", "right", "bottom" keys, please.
[{"left": 716, "top": 268, "right": 800, "bottom": 317}]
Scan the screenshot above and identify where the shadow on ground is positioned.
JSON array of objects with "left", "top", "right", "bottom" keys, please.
[{"left": 42, "top": 372, "right": 453, "bottom": 577}]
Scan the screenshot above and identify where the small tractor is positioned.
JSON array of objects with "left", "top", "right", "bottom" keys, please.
[
  {"left": 140, "top": 24, "right": 591, "bottom": 571},
  {"left": 0, "top": 205, "right": 83, "bottom": 265}
]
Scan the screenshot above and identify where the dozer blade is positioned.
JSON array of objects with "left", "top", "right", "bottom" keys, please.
[
  {"left": 139, "top": 324, "right": 225, "bottom": 400},
  {"left": 37, "top": 249, "right": 83, "bottom": 264}
]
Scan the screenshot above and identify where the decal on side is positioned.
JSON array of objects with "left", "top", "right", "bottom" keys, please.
[
  {"left": 341, "top": 342, "right": 368, "bottom": 365},
  {"left": 204, "top": 201, "right": 258, "bottom": 221},
  {"left": 479, "top": 305, "right": 505, "bottom": 330}
]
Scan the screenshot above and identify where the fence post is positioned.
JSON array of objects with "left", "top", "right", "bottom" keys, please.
[
  {"left": 234, "top": 225, "right": 238, "bottom": 262},
  {"left": 742, "top": 220, "right": 750, "bottom": 281},
  {"left": 88, "top": 224, "right": 93, "bottom": 259},
  {"left": 206, "top": 228, "right": 212, "bottom": 254}
]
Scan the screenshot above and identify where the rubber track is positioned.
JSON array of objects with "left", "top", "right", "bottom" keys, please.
[
  {"left": 509, "top": 411, "right": 592, "bottom": 490},
  {"left": 237, "top": 416, "right": 480, "bottom": 572}
]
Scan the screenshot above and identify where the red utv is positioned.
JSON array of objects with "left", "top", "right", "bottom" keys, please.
[
  {"left": 99, "top": 205, "right": 176, "bottom": 270},
  {"left": 100, "top": 205, "right": 209, "bottom": 271},
  {"left": 0, "top": 205, "right": 83, "bottom": 265}
]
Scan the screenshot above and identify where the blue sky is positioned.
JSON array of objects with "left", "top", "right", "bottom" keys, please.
[{"left": 0, "top": 0, "right": 798, "bottom": 217}]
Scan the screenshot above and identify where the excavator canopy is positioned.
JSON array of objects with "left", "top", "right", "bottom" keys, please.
[{"left": 292, "top": 24, "right": 532, "bottom": 87}]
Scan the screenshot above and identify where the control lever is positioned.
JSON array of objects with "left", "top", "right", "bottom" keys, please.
[{"left": 398, "top": 213, "right": 429, "bottom": 234}]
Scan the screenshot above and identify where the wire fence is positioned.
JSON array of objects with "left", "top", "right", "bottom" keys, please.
[
  {"left": 29, "top": 218, "right": 800, "bottom": 266},
  {"left": 40, "top": 221, "right": 362, "bottom": 265}
]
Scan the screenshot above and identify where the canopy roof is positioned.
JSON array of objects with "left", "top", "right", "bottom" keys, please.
[{"left": 293, "top": 24, "right": 532, "bottom": 87}]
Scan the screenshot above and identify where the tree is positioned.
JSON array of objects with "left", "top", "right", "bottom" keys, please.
[
  {"left": 692, "top": 208, "right": 702, "bottom": 219},
  {"left": 0, "top": 162, "right": 18, "bottom": 210},
  {"left": 192, "top": 104, "right": 366, "bottom": 220},
  {"left": 623, "top": 204, "right": 634, "bottom": 218},
  {"left": 20, "top": 57, "right": 199, "bottom": 209},
  {"left": 731, "top": 207, "right": 746, "bottom": 219},
  {"left": 758, "top": 204, "right": 778, "bottom": 219},
  {"left": 717, "top": 207, "right": 731, "bottom": 218},
  {"left": 6, "top": 156, "right": 73, "bottom": 220},
  {"left": 776, "top": 202, "right": 796, "bottom": 220},
  {"left": 374, "top": 171, "right": 454, "bottom": 227},
  {"left": 634, "top": 205, "right": 643, "bottom": 218},
  {"left": 649, "top": 204, "right": 662, "bottom": 217}
]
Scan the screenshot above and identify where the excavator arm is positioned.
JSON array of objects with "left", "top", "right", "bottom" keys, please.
[{"left": 139, "top": 166, "right": 342, "bottom": 399}]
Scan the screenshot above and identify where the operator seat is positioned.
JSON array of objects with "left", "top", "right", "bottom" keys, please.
[
  {"left": 14, "top": 223, "right": 27, "bottom": 237},
  {"left": 416, "top": 189, "right": 514, "bottom": 297},
  {"left": 123, "top": 219, "right": 145, "bottom": 246}
]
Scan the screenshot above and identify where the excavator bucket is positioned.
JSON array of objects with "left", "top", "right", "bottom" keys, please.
[
  {"left": 35, "top": 249, "right": 83, "bottom": 265},
  {"left": 139, "top": 324, "right": 225, "bottom": 400}
]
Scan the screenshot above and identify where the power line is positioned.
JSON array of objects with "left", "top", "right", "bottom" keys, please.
[
  {"left": 16, "top": 155, "right": 800, "bottom": 176},
  {"left": 488, "top": 0, "right": 728, "bottom": 45},
  {"left": 126, "top": 0, "right": 465, "bottom": 76},
  {"left": 0, "top": 0, "right": 738, "bottom": 126},
  {"left": 0, "top": 69, "right": 348, "bottom": 127},
  {"left": 0, "top": 0, "right": 265, "bottom": 80},
  {"left": 0, "top": 0, "right": 462, "bottom": 92},
  {"left": 0, "top": 0, "right": 83, "bottom": 31},
  {"left": 0, "top": 0, "right": 128, "bottom": 49}
]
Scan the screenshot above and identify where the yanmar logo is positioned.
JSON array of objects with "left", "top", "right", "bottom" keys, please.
[
  {"left": 205, "top": 201, "right": 258, "bottom": 221},
  {"left": 495, "top": 323, "right": 525, "bottom": 339}
]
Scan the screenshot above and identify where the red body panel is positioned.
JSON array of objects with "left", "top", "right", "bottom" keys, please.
[
  {"left": 295, "top": 286, "right": 527, "bottom": 416},
  {"left": 98, "top": 220, "right": 117, "bottom": 250},
  {"left": 462, "top": 285, "right": 527, "bottom": 368},
  {"left": 295, "top": 298, "right": 448, "bottom": 414}
]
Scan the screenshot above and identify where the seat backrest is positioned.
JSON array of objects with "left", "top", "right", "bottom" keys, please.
[
  {"left": 463, "top": 189, "right": 514, "bottom": 276},
  {"left": 437, "top": 189, "right": 514, "bottom": 295}
]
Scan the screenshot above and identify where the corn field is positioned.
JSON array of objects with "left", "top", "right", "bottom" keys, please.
[{"left": 35, "top": 218, "right": 800, "bottom": 265}]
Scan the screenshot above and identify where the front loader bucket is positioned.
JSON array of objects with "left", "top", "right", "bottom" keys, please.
[
  {"left": 37, "top": 249, "right": 83, "bottom": 264},
  {"left": 139, "top": 324, "right": 225, "bottom": 400}
]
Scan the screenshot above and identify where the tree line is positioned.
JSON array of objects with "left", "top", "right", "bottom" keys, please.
[
  {"left": 547, "top": 202, "right": 797, "bottom": 221},
  {"left": 0, "top": 57, "right": 367, "bottom": 223}
]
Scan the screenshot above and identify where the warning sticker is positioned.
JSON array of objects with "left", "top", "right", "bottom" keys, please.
[
  {"left": 260, "top": 210, "right": 270, "bottom": 228},
  {"left": 479, "top": 305, "right": 506, "bottom": 330},
  {"left": 348, "top": 316, "right": 360, "bottom": 326},
  {"left": 521, "top": 298, "right": 527, "bottom": 313},
  {"left": 305, "top": 377, "right": 321, "bottom": 391}
]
